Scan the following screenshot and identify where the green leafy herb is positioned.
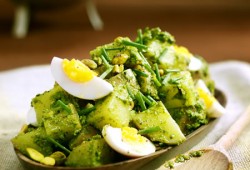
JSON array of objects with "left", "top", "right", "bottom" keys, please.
[
  {"left": 138, "top": 126, "right": 161, "bottom": 135},
  {"left": 101, "top": 48, "right": 111, "bottom": 62},
  {"left": 139, "top": 52, "right": 152, "bottom": 69},
  {"left": 139, "top": 52, "right": 162, "bottom": 87},
  {"left": 141, "top": 93, "right": 153, "bottom": 106},
  {"left": 135, "top": 92, "right": 146, "bottom": 111},
  {"left": 99, "top": 66, "right": 113, "bottom": 79},
  {"left": 133, "top": 69, "right": 148, "bottom": 77},
  {"left": 137, "top": 29, "right": 143, "bottom": 44},
  {"left": 146, "top": 95, "right": 157, "bottom": 106},
  {"left": 154, "top": 63, "right": 161, "bottom": 82},
  {"left": 105, "top": 47, "right": 124, "bottom": 51},
  {"left": 100, "top": 54, "right": 111, "bottom": 68},
  {"left": 138, "top": 92, "right": 156, "bottom": 107},
  {"left": 56, "top": 100, "right": 71, "bottom": 113},
  {"left": 126, "top": 85, "right": 135, "bottom": 100},
  {"left": 169, "top": 77, "right": 182, "bottom": 84},
  {"left": 122, "top": 40, "right": 148, "bottom": 50},
  {"left": 165, "top": 69, "right": 180, "bottom": 73},
  {"left": 79, "top": 106, "right": 96, "bottom": 115},
  {"left": 99, "top": 53, "right": 113, "bottom": 79},
  {"left": 47, "top": 137, "right": 71, "bottom": 155}
]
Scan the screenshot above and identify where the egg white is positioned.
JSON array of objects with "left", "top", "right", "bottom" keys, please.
[
  {"left": 196, "top": 79, "right": 226, "bottom": 118},
  {"left": 51, "top": 57, "right": 113, "bottom": 100},
  {"left": 188, "top": 56, "right": 203, "bottom": 71},
  {"left": 26, "top": 107, "right": 38, "bottom": 126},
  {"left": 102, "top": 125, "right": 156, "bottom": 157}
]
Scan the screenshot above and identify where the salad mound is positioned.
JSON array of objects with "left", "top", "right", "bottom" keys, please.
[{"left": 11, "top": 27, "right": 225, "bottom": 167}]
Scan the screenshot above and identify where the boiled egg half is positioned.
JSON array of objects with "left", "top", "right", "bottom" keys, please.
[
  {"left": 196, "top": 79, "right": 226, "bottom": 118},
  {"left": 173, "top": 45, "right": 203, "bottom": 71},
  {"left": 188, "top": 56, "right": 203, "bottom": 71},
  {"left": 26, "top": 107, "right": 38, "bottom": 127},
  {"left": 51, "top": 57, "right": 113, "bottom": 100},
  {"left": 102, "top": 125, "right": 156, "bottom": 157}
]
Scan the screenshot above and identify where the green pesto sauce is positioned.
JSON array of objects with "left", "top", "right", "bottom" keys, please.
[{"left": 164, "top": 150, "right": 204, "bottom": 169}]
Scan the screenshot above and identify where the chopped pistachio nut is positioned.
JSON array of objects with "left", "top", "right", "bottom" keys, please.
[
  {"left": 112, "top": 64, "right": 124, "bottom": 74},
  {"left": 26, "top": 148, "right": 44, "bottom": 162},
  {"left": 81, "top": 59, "right": 97, "bottom": 69},
  {"left": 112, "top": 53, "right": 129, "bottom": 65},
  {"left": 40, "top": 157, "right": 56, "bottom": 166}
]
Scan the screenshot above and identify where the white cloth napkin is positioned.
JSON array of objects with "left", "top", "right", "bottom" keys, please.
[
  {"left": 0, "top": 65, "right": 53, "bottom": 170},
  {"left": 0, "top": 60, "right": 249, "bottom": 170},
  {"left": 0, "top": 65, "right": 54, "bottom": 135}
]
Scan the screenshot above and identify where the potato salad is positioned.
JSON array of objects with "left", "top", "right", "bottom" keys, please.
[{"left": 11, "top": 27, "right": 226, "bottom": 167}]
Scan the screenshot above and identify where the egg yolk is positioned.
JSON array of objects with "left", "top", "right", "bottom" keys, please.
[
  {"left": 62, "top": 59, "right": 96, "bottom": 82},
  {"left": 174, "top": 45, "right": 192, "bottom": 58},
  {"left": 121, "top": 127, "right": 146, "bottom": 144},
  {"left": 197, "top": 88, "right": 215, "bottom": 108}
]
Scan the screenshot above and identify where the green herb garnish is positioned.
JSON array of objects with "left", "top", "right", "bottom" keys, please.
[
  {"left": 79, "top": 106, "right": 96, "bottom": 115},
  {"left": 100, "top": 54, "right": 111, "bottom": 68},
  {"left": 56, "top": 100, "right": 71, "bottom": 113},
  {"left": 169, "top": 77, "right": 182, "bottom": 84},
  {"left": 105, "top": 47, "right": 124, "bottom": 51},
  {"left": 122, "top": 39, "right": 148, "bottom": 50},
  {"left": 137, "top": 29, "right": 143, "bottom": 44},
  {"left": 126, "top": 85, "right": 135, "bottom": 100},
  {"left": 47, "top": 137, "right": 71, "bottom": 155},
  {"left": 133, "top": 69, "right": 148, "bottom": 77},
  {"left": 138, "top": 126, "right": 161, "bottom": 135},
  {"left": 99, "top": 66, "right": 113, "bottom": 79},
  {"left": 135, "top": 92, "right": 146, "bottom": 111},
  {"left": 154, "top": 63, "right": 161, "bottom": 82},
  {"left": 100, "top": 53, "right": 113, "bottom": 79},
  {"left": 101, "top": 48, "right": 111, "bottom": 62}
]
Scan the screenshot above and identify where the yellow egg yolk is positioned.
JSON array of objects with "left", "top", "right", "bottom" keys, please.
[
  {"left": 174, "top": 45, "right": 193, "bottom": 58},
  {"left": 197, "top": 88, "right": 215, "bottom": 108},
  {"left": 62, "top": 59, "right": 96, "bottom": 82},
  {"left": 121, "top": 127, "right": 146, "bottom": 144}
]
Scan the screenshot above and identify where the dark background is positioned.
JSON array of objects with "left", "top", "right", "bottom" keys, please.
[{"left": 0, "top": 0, "right": 250, "bottom": 71}]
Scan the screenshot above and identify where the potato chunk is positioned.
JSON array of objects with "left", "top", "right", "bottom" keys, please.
[
  {"left": 43, "top": 103, "right": 82, "bottom": 142},
  {"left": 87, "top": 70, "right": 138, "bottom": 130},
  {"left": 11, "top": 127, "right": 53, "bottom": 156},
  {"left": 132, "top": 101, "right": 185, "bottom": 145},
  {"left": 159, "top": 71, "right": 197, "bottom": 108},
  {"left": 65, "top": 137, "right": 115, "bottom": 167}
]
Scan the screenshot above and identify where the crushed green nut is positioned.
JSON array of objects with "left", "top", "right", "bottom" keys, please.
[
  {"left": 40, "top": 157, "right": 55, "bottom": 166},
  {"left": 26, "top": 148, "right": 44, "bottom": 162}
]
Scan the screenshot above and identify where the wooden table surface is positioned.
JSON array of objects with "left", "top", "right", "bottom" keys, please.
[{"left": 0, "top": 1, "right": 249, "bottom": 71}]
